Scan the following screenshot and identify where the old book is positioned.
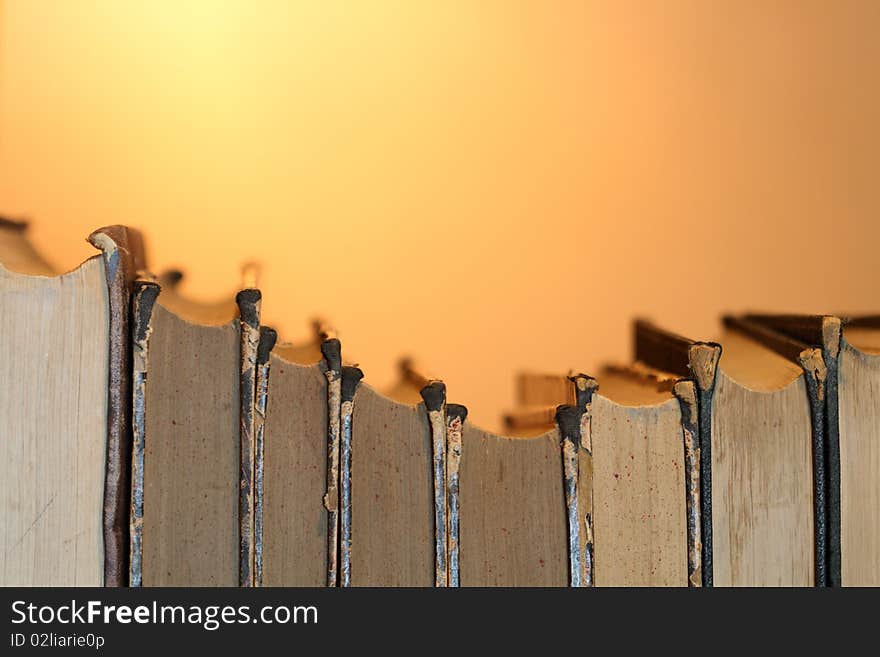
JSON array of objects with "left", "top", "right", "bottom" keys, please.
[
  {"left": 323, "top": 375, "right": 593, "bottom": 587},
  {"left": 259, "top": 333, "right": 336, "bottom": 586},
  {"left": 130, "top": 278, "right": 262, "bottom": 586},
  {"left": 505, "top": 368, "right": 698, "bottom": 586},
  {"left": 744, "top": 313, "right": 880, "bottom": 586},
  {"left": 635, "top": 318, "right": 824, "bottom": 586},
  {"left": 343, "top": 377, "right": 439, "bottom": 586},
  {"left": 438, "top": 376, "right": 597, "bottom": 587},
  {"left": 1, "top": 223, "right": 142, "bottom": 586},
  {"left": 455, "top": 409, "right": 570, "bottom": 586},
  {"left": 589, "top": 368, "right": 694, "bottom": 586}
]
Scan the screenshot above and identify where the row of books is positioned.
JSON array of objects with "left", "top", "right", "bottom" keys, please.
[{"left": 1, "top": 218, "right": 877, "bottom": 587}]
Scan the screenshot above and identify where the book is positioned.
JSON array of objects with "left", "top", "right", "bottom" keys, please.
[
  {"left": 743, "top": 313, "right": 880, "bottom": 586},
  {"left": 635, "top": 318, "right": 823, "bottom": 586},
  {"left": 0, "top": 221, "right": 142, "bottom": 586},
  {"left": 3, "top": 218, "right": 878, "bottom": 588},
  {"left": 129, "top": 274, "right": 263, "bottom": 586},
  {"left": 344, "top": 378, "right": 439, "bottom": 586},
  {"left": 259, "top": 331, "right": 338, "bottom": 586},
  {"left": 505, "top": 369, "right": 698, "bottom": 586},
  {"left": 589, "top": 368, "right": 694, "bottom": 586},
  {"left": 454, "top": 406, "right": 570, "bottom": 586}
]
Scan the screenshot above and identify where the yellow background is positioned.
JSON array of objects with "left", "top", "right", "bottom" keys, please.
[{"left": 1, "top": 1, "right": 878, "bottom": 429}]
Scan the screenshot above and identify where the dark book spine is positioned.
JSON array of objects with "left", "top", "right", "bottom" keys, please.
[
  {"left": 129, "top": 279, "right": 160, "bottom": 587},
  {"left": 723, "top": 316, "right": 830, "bottom": 587},
  {"left": 320, "top": 338, "right": 343, "bottom": 587},
  {"left": 673, "top": 380, "right": 702, "bottom": 587},
  {"left": 556, "top": 373, "right": 598, "bottom": 588},
  {"left": 633, "top": 320, "right": 720, "bottom": 586},
  {"left": 445, "top": 403, "right": 468, "bottom": 588},
  {"left": 236, "top": 289, "right": 262, "bottom": 587},
  {"left": 339, "top": 365, "right": 364, "bottom": 587},
  {"left": 745, "top": 313, "right": 845, "bottom": 587},
  {"left": 89, "top": 226, "right": 146, "bottom": 587},
  {"left": 421, "top": 381, "right": 449, "bottom": 587},
  {"left": 253, "top": 326, "right": 277, "bottom": 587}
]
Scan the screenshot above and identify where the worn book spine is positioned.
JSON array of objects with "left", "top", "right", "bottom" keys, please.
[
  {"left": 723, "top": 315, "right": 830, "bottom": 586},
  {"left": 633, "top": 320, "right": 720, "bottom": 586},
  {"left": 821, "top": 321, "right": 841, "bottom": 587},
  {"left": 744, "top": 313, "right": 845, "bottom": 586},
  {"left": 420, "top": 381, "right": 449, "bottom": 587},
  {"left": 321, "top": 338, "right": 343, "bottom": 586},
  {"left": 236, "top": 289, "right": 262, "bottom": 587},
  {"left": 129, "top": 279, "right": 160, "bottom": 587},
  {"left": 88, "top": 226, "right": 146, "bottom": 587},
  {"left": 673, "top": 380, "right": 702, "bottom": 587},
  {"left": 574, "top": 374, "right": 598, "bottom": 587},
  {"left": 339, "top": 365, "right": 364, "bottom": 587},
  {"left": 444, "top": 404, "right": 467, "bottom": 587},
  {"left": 557, "top": 404, "right": 584, "bottom": 586},
  {"left": 253, "top": 326, "right": 277, "bottom": 587},
  {"left": 569, "top": 374, "right": 598, "bottom": 587}
]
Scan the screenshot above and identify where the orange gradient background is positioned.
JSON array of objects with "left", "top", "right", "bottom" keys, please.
[{"left": 1, "top": 1, "right": 878, "bottom": 429}]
